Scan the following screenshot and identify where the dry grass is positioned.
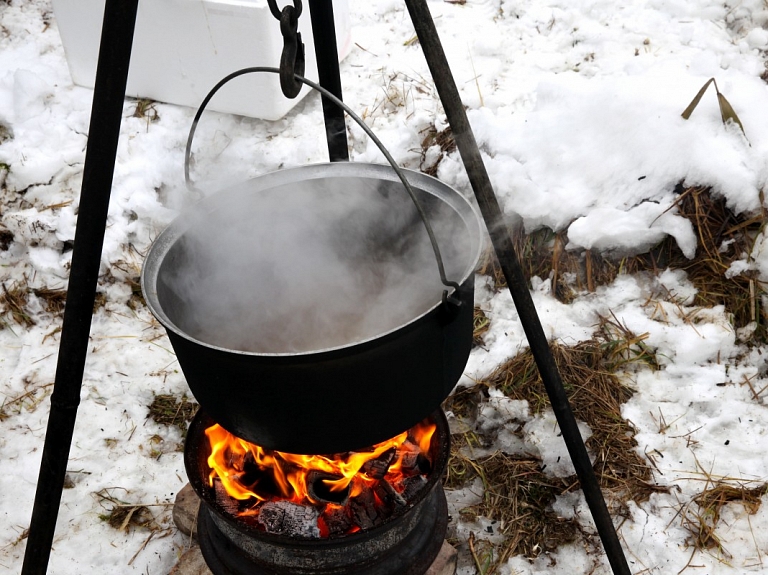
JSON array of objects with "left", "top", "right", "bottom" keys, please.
[
  {"left": 476, "top": 246, "right": 508, "bottom": 292},
  {"left": 0, "top": 282, "right": 33, "bottom": 327},
  {"left": 95, "top": 488, "right": 164, "bottom": 532},
  {"left": 0, "top": 122, "right": 11, "bottom": 144},
  {"left": 0, "top": 382, "right": 53, "bottom": 421},
  {"left": 93, "top": 291, "right": 108, "bottom": 312},
  {"left": 33, "top": 288, "right": 67, "bottom": 314},
  {"left": 444, "top": 383, "right": 487, "bottom": 421},
  {"left": 483, "top": 318, "right": 665, "bottom": 507},
  {"left": 449, "top": 433, "right": 582, "bottom": 567},
  {"left": 608, "top": 186, "right": 766, "bottom": 336},
  {"left": 420, "top": 126, "right": 457, "bottom": 176},
  {"left": 131, "top": 98, "right": 160, "bottom": 123},
  {"left": 474, "top": 184, "right": 768, "bottom": 341},
  {"left": 677, "top": 481, "right": 768, "bottom": 568},
  {"left": 0, "top": 279, "right": 111, "bottom": 326},
  {"left": 473, "top": 305, "right": 490, "bottom": 348},
  {"left": 444, "top": 318, "right": 666, "bottom": 571},
  {"left": 663, "top": 186, "right": 765, "bottom": 337},
  {"left": 147, "top": 393, "right": 198, "bottom": 436},
  {"left": 476, "top": 229, "right": 580, "bottom": 302},
  {"left": 126, "top": 275, "right": 145, "bottom": 310},
  {"left": 100, "top": 503, "right": 157, "bottom": 531}
]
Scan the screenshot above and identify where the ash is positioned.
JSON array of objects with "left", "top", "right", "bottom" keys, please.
[{"left": 257, "top": 501, "right": 321, "bottom": 538}]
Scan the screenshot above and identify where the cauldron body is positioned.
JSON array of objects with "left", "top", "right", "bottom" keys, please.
[{"left": 142, "top": 163, "right": 482, "bottom": 453}]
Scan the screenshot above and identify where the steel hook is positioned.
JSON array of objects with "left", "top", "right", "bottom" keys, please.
[{"left": 278, "top": 6, "right": 305, "bottom": 99}]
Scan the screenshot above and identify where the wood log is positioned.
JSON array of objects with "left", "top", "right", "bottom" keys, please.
[
  {"left": 397, "top": 440, "right": 421, "bottom": 472},
  {"left": 395, "top": 475, "right": 428, "bottom": 502},
  {"left": 307, "top": 471, "right": 349, "bottom": 505},
  {"left": 349, "top": 488, "right": 378, "bottom": 530},
  {"left": 323, "top": 504, "right": 353, "bottom": 536},
  {"left": 361, "top": 447, "right": 396, "bottom": 480}
]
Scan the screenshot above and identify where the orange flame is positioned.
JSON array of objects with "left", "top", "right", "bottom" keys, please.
[{"left": 205, "top": 421, "right": 436, "bottom": 507}]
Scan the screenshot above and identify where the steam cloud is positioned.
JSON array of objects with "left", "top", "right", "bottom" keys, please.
[{"left": 157, "top": 175, "right": 473, "bottom": 354}]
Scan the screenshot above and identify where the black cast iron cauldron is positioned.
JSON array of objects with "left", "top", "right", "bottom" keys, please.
[{"left": 142, "top": 161, "right": 482, "bottom": 453}]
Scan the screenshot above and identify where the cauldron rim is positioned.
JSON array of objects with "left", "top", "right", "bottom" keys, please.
[{"left": 141, "top": 162, "right": 483, "bottom": 358}]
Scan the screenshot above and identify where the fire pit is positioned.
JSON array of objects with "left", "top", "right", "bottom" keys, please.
[
  {"left": 185, "top": 409, "right": 450, "bottom": 574},
  {"left": 142, "top": 161, "right": 480, "bottom": 574}
]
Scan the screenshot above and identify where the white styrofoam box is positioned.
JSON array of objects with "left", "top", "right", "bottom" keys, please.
[{"left": 52, "top": 0, "right": 352, "bottom": 120}]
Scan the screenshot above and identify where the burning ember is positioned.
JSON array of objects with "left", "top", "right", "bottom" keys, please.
[{"left": 205, "top": 420, "right": 437, "bottom": 538}]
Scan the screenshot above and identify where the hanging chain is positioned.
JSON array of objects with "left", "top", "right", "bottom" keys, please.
[{"left": 266, "top": 0, "right": 305, "bottom": 98}]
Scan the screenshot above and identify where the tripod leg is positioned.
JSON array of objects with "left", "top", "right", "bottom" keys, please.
[
  {"left": 402, "top": 1, "right": 632, "bottom": 573},
  {"left": 21, "top": 2, "right": 139, "bottom": 573},
  {"left": 308, "top": 0, "right": 349, "bottom": 161}
]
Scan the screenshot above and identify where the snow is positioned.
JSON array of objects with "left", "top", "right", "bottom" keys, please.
[{"left": 1, "top": 0, "right": 768, "bottom": 573}]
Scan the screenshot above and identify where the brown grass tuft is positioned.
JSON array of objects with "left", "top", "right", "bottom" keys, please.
[
  {"left": 476, "top": 184, "right": 768, "bottom": 341},
  {"left": 448, "top": 432, "right": 582, "bottom": 566},
  {"left": 679, "top": 482, "right": 768, "bottom": 557},
  {"left": 147, "top": 394, "right": 198, "bottom": 436},
  {"left": 481, "top": 320, "right": 665, "bottom": 508},
  {"left": 100, "top": 504, "right": 157, "bottom": 531},
  {"left": 473, "top": 305, "right": 490, "bottom": 348},
  {"left": 0, "top": 382, "right": 54, "bottom": 421},
  {"left": 131, "top": 98, "right": 160, "bottom": 123},
  {"left": 444, "top": 319, "right": 667, "bottom": 571},
  {"left": 664, "top": 186, "right": 765, "bottom": 337},
  {"left": 127, "top": 275, "right": 146, "bottom": 310},
  {"left": 33, "top": 288, "right": 67, "bottom": 314},
  {"left": 477, "top": 228, "right": 581, "bottom": 301},
  {"left": 420, "top": 126, "right": 456, "bottom": 176},
  {"left": 95, "top": 488, "right": 161, "bottom": 532},
  {"left": 443, "top": 384, "right": 487, "bottom": 422},
  {"left": 0, "top": 282, "right": 33, "bottom": 327},
  {"left": 93, "top": 291, "right": 108, "bottom": 312},
  {"left": 476, "top": 246, "right": 508, "bottom": 292}
]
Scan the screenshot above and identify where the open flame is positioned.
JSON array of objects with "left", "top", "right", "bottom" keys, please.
[{"left": 205, "top": 419, "right": 437, "bottom": 533}]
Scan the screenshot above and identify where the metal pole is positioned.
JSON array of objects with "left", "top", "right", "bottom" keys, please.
[
  {"left": 21, "top": 1, "right": 139, "bottom": 573},
  {"left": 402, "top": 1, "right": 632, "bottom": 574},
  {"left": 308, "top": 0, "right": 349, "bottom": 161}
]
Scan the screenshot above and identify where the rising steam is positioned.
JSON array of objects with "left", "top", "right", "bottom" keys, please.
[{"left": 156, "top": 174, "right": 474, "bottom": 354}]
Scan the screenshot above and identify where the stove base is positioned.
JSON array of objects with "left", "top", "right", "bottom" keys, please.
[
  {"left": 169, "top": 483, "right": 456, "bottom": 575},
  {"left": 169, "top": 540, "right": 457, "bottom": 575},
  {"left": 199, "top": 485, "right": 448, "bottom": 575}
]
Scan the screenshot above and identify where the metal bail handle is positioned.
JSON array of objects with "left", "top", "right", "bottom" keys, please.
[
  {"left": 268, "top": 0, "right": 305, "bottom": 99},
  {"left": 184, "top": 67, "right": 463, "bottom": 306}
]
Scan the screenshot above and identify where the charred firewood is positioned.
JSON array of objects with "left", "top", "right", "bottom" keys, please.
[
  {"left": 349, "top": 488, "right": 378, "bottom": 530},
  {"left": 257, "top": 501, "right": 320, "bottom": 538},
  {"left": 362, "top": 447, "right": 396, "bottom": 480},
  {"left": 394, "top": 475, "right": 428, "bottom": 502},
  {"left": 378, "top": 478, "right": 407, "bottom": 506},
  {"left": 238, "top": 451, "right": 262, "bottom": 490},
  {"left": 373, "top": 483, "right": 397, "bottom": 516},
  {"left": 213, "top": 480, "right": 241, "bottom": 515},
  {"left": 307, "top": 471, "right": 350, "bottom": 505},
  {"left": 323, "top": 504, "right": 354, "bottom": 536},
  {"left": 397, "top": 440, "right": 422, "bottom": 473},
  {"left": 416, "top": 453, "right": 432, "bottom": 475}
]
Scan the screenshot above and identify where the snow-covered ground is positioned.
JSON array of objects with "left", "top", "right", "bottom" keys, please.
[{"left": 3, "top": 0, "right": 768, "bottom": 573}]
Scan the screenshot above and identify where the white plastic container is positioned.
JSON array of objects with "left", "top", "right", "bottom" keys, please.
[{"left": 52, "top": 0, "right": 352, "bottom": 120}]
